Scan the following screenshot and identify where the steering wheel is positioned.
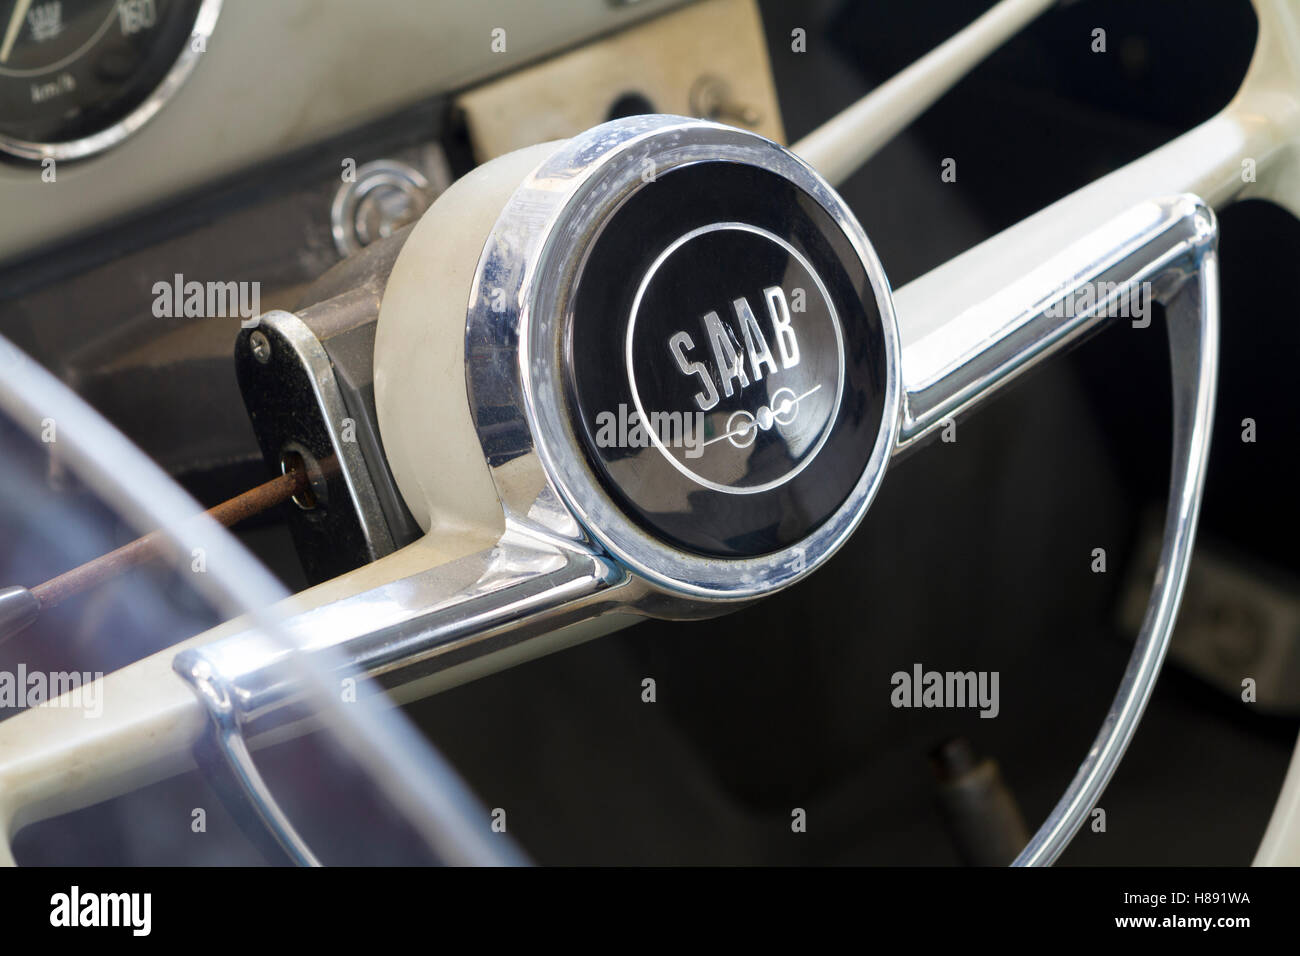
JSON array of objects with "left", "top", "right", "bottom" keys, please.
[{"left": 1, "top": 0, "right": 1298, "bottom": 867}]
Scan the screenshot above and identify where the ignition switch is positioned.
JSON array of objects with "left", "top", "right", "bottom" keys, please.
[{"left": 331, "top": 157, "right": 445, "bottom": 258}]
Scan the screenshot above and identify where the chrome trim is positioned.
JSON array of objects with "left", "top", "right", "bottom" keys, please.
[
  {"left": 173, "top": 649, "right": 322, "bottom": 866},
  {"left": 186, "top": 522, "right": 628, "bottom": 735},
  {"left": 330, "top": 159, "right": 431, "bottom": 258},
  {"left": 896, "top": 195, "right": 1215, "bottom": 452},
  {"left": 250, "top": 309, "right": 396, "bottom": 559},
  {"left": 1014, "top": 208, "right": 1219, "bottom": 865},
  {"left": 893, "top": 194, "right": 1219, "bottom": 864},
  {"left": 466, "top": 114, "right": 902, "bottom": 600},
  {"left": 0, "top": 585, "right": 39, "bottom": 646},
  {"left": 883, "top": 194, "right": 1219, "bottom": 864},
  {"left": 0, "top": 0, "right": 222, "bottom": 162},
  {"left": 900, "top": 193, "right": 1220, "bottom": 864}
]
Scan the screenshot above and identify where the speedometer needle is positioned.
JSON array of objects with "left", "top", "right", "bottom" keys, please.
[{"left": 0, "top": 0, "right": 33, "bottom": 65}]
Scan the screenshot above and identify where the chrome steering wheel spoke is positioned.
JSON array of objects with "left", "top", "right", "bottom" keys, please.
[{"left": 896, "top": 196, "right": 1219, "bottom": 865}]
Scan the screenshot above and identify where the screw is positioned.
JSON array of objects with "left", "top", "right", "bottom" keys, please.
[
  {"left": 250, "top": 331, "right": 272, "bottom": 364},
  {"left": 690, "top": 75, "right": 761, "bottom": 127}
]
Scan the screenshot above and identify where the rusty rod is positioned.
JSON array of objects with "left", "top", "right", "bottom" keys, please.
[{"left": 30, "top": 466, "right": 308, "bottom": 611}]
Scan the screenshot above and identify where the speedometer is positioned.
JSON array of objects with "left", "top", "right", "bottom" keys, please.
[{"left": 0, "top": 0, "right": 219, "bottom": 160}]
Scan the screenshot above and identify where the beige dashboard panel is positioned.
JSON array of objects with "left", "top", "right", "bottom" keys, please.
[
  {"left": 0, "top": 0, "right": 689, "bottom": 265},
  {"left": 457, "top": 0, "right": 784, "bottom": 161}
]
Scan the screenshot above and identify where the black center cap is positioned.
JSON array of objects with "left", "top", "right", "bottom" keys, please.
[{"left": 568, "top": 162, "right": 889, "bottom": 559}]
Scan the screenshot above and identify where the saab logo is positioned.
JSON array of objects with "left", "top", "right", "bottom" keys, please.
[
  {"left": 668, "top": 285, "right": 800, "bottom": 413},
  {"left": 626, "top": 222, "right": 844, "bottom": 495}
]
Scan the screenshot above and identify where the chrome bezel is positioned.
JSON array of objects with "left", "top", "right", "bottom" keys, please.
[
  {"left": 0, "top": 0, "right": 222, "bottom": 162},
  {"left": 465, "top": 115, "right": 901, "bottom": 601}
]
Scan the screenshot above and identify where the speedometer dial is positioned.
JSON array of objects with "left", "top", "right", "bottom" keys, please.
[{"left": 0, "top": 0, "right": 219, "bottom": 160}]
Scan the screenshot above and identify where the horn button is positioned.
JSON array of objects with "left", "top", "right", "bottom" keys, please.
[{"left": 567, "top": 161, "right": 889, "bottom": 558}]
